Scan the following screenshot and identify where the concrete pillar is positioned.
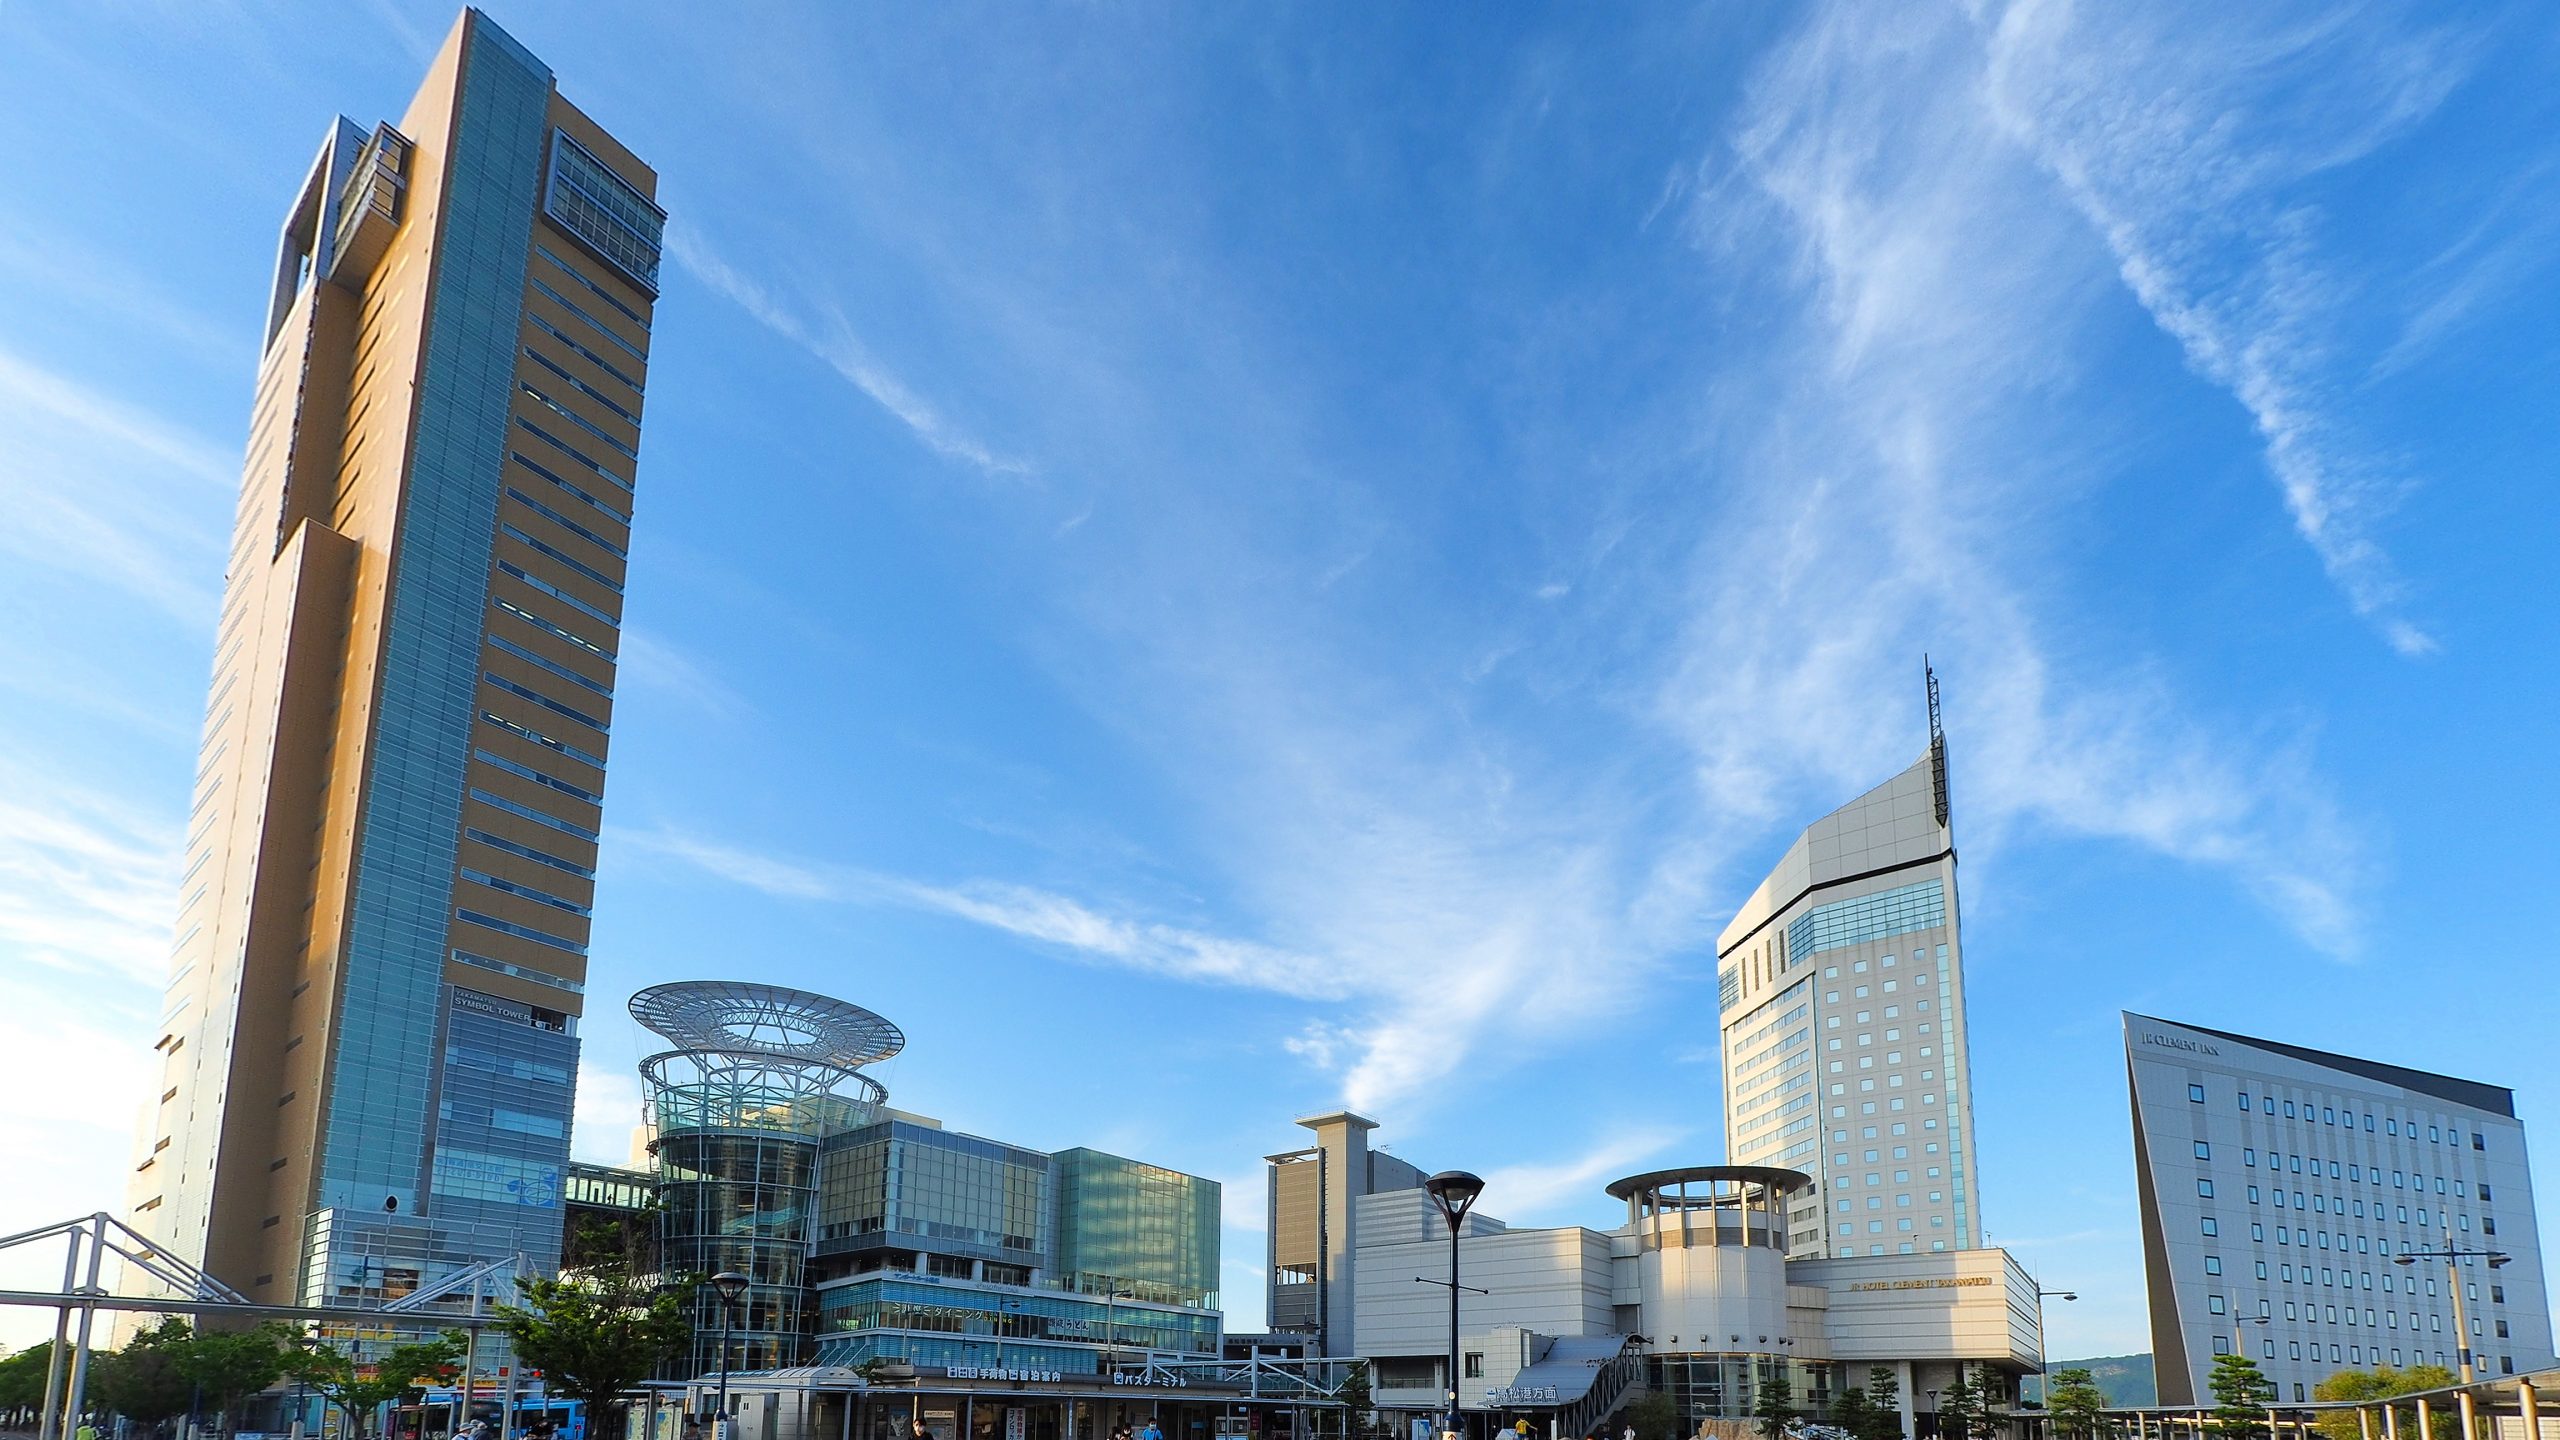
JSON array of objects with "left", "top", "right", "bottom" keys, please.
[
  {"left": 2414, "top": 1400, "right": 2429, "bottom": 1440},
  {"left": 1894, "top": 1362, "right": 1917, "bottom": 1440},
  {"left": 2518, "top": 1381, "right": 2538, "bottom": 1440},
  {"left": 2356, "top": 1409, "right": 2371, "bottom": 1440},
  {"left": 2383, "top": 1403, "right": 2398, "bottom": 1440}
]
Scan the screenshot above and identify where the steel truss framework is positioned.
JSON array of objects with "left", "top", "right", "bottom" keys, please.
[{"left": 0, "top": 1216, "right": 529, "bottom": 1440}]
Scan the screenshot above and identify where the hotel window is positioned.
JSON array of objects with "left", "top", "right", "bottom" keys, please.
[
  {"left": 2210, "top": 1293, "right": 2226, "bottom": 1311},
  {"left": 2201, "top": 1218, "right": 2218, "bottom": 1236},
  {"left": 2205, "top": 1257, "right": 2223, "bottom": 1275},
  {"left": 2199, "top": 1179, "right": 2215, "bottom": 1198},
  {"left": 2191, "top": 1085, "right": 2207, "bottom": 1104},
  {"left": 2196, "top": 1141, "right": 2212, "bottom": 1160}
]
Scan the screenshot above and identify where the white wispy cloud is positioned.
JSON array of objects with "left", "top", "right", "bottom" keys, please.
[
  {"left": 614, "top": 824, "right": 1347, "bottom": 1000},
  {"left": 0, "top": 342, "right": 232, "bottom": 486},
  {"left": 617, "top": 626, "right": 750, "bottom": 720},
  {"left": 1978, "top": 0, "right": 2472, "bottom": 656},
  {"left": 664, "top": 224, "right": 1033, "bottom": 478},
  {"left": 571, "top": 1060, "right": 647, "bottom": 1167},
  {"left": 0, "top": 761, "right": 185, "bottom": 984},
  {"left": 0, "top": 967, "right": 158, "bottom": 1336},
  {"left": 1657, "top": 0, "right": 2372, "bottom": 954},
  {"left": 611, "top": 0, "right": 2423, "bottom": 1130},
  {"left": 0, "top": 342, "right": 231, "bottom": 623},
  {"left": 1479, "top": 1127, "right": 1692, "bottom": 1221}
]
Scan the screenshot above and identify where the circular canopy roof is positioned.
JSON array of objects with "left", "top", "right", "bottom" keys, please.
[
  {"left": 1603, "top": 1165, "right": 1812, "bottom": 1200},
  {"left": 629, "top": 980, "right": 904, "bottom": 1067}
]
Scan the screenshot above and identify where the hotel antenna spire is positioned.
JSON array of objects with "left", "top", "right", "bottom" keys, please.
[{"left": 1926, "top": 655, "right": 1950, "bottom": 828}]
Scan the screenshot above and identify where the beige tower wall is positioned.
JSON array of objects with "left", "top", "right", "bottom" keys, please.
[{"left": 129, "top": 9, "right": 658, "bottom": 1301}]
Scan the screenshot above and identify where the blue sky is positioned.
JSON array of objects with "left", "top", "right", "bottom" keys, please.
[{"left": 4, "top": 0, "right": 2558, "bottom": 1359}]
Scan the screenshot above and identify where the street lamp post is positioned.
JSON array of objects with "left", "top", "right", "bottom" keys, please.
[
  {"left": 710, "top": 1271, "right": 751, "bottom": 1440},
  {"left": 1423, "top": 1172, "right": 1487, "bottom": 1440},
  {"left": 2392, "top": 1231, "right": 2509, "bottom": 1440},
  {"left": 2030, "top": 1289, "right": 2076, "bottom": 1405}
]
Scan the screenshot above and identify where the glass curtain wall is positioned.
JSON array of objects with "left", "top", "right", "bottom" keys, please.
[
  {"left": 1052, "top": 1149, "right": 1219, "bottom": 1312},
  {"left": 1647, "top": 1356, "right": 1836, "bottom": 1427}
]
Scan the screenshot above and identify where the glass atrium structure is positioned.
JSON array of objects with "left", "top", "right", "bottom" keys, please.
[
  {"left": 632, "top": 981, "right": 902, "bottom": 1377},
  {"left": 626, "top": 981, "right": 1224, "bottom": 1380}
]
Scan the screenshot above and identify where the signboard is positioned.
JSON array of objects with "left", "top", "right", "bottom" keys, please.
[
  {"left": 949, "top": 1368, "right": 1063, "bottom": 1383},
  {"left": 1112, "top": 1374, "right": 1190, "bottom": 1389},
  {"left": 2139, "top": 1031, "right": 2220, "bottom": 1057},
  {"left": 1844, "top": 1277, "right": 1990, "bottom": 1291},
  {"left": 1007, "top": 1411, "right": 1027, "bottom": 1440},
  {"left": 1485, "top": 1387, "right": 1559, "bottom": 1406}
]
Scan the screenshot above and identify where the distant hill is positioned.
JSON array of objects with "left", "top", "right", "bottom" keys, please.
[{"left": 2040, "top": 1355, "right": 2156, "bottom": 1408}]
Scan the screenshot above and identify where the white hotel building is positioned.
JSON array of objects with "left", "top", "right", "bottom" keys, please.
[
  {"left": 1715, "top": 733, "right": 1983, "bottom": 1259},
  {"left": 2125, "top": 1013, "right": 2555, "bottom": 1407}
]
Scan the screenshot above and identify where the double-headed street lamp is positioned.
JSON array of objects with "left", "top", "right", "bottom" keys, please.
[
  {"left": 2393, "top": 1233, "right": 2508, "bottom": 1440},
  {"left": 710, "top": 1271, "right": 751, "bottom": 1440},
  {"left": 1423, "top": 1172, "right": 1488, "bottom": 1440}
]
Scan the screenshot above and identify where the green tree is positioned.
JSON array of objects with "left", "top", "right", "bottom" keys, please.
[
  {"left": 492, "top": 1251, "right": 690, "bottom": 1439},
  {"left": 1858, "top": 1368, "right": 1905, "bottom": 1440},
  {"left": 192, "top": 1327, "right": 297, "bottom": 1433},
  {"left": 1629, "top": 1389, "right": 1682, "bottom": 1440},
  {"left": 1, "top": 1343, "right": 58, "bottom": 1418},
  {"left": 1339, "top": 1361, "right": 1374, "bottom": 1440},
  {"left": 1939, "top": 1370, "right": 1976, "bottom": 1440},
  {"left": 1832, "top": 1381, "right": 1875, "bottom": 1440},
  {"left": 1753, "top": 1368, "right": 1800, "bottom": 1440},
  {"left": 2205, "top": 1354, "right": 2275, "bottom": 1440},
  {"left": 2043, "top": 1370, "right": 2107, "bottom": 1440},
  {"left": 2309, "top": 1367, "right": 2457, "bottom": 1440},
  {"left": 289, "top": 1330, "right": 467, "bottom": 1440},
  {"left": 91, "top": 1321, "right": 195, "bottom": 1427}
]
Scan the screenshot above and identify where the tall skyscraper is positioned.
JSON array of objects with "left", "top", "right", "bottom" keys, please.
[
  {"left": 2124, "top": 1013, "right": 2553, "bottom": 1407},
  {"left": 128, "top": 9, "right": 661, "bottom": 1306},
  {"left": 1713, "top": 681, "right": 1982, "bottom": 1259}
]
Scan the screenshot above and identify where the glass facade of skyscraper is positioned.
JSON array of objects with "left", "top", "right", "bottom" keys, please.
[{"left": 129, "top": 10, "right": 658, "bottom": 1319}]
